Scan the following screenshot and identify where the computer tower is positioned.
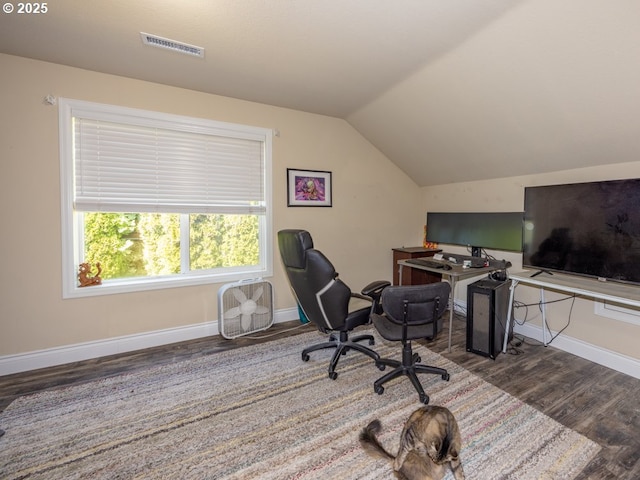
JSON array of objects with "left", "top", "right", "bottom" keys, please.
[{"left": 466, "top": 278, "right": 512, "bottom": 359}]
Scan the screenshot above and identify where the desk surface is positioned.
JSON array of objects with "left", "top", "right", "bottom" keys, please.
[
  {"left": 398, "top": 256, "right": 503, "bottom": 280},
  {"left": 510, "top": 270, "right": 640, "bottom": 308}
]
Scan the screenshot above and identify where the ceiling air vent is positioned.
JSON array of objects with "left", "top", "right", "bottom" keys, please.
[{"left": 140, "top": 32, "right": 205, "bottom": 58}]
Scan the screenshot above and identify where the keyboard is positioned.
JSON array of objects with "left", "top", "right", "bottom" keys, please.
[{"left": 405, "top": 258, "right": 451, "bottom": 270}]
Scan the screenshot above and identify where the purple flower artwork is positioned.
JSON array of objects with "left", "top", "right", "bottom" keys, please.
[
  {"left": 287, "top": 169, "right": 332, "bottom": 207},
  {"left": 294, "top": 176, "right": 326, "bottom": 202}
]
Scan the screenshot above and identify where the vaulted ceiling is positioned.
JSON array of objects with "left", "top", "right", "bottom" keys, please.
[{"left": 1, "top": 0, "right": 639, "bottom": 186}]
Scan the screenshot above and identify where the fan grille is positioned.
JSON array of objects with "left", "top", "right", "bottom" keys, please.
[{"left": 218, "top": 280, "right": 274, "bottom": 339}]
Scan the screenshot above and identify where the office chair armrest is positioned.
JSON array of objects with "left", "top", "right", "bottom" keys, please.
[
  {"left": 360, "top": 280, "right": 391, "bottom": 298},
  {"left": 359, "top": 280, "right": 391, "bottom": 314}
]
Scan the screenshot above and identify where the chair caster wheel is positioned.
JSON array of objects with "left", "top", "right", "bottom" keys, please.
[
  {"left": 302, "top": 353, "right": 310, "bottom": 362},
  {"left": 413, "top": 354, "right": 421, "bottom": 363},
  {"left": 376, "top": 363, "right": 386, "bottom": 371},
  {"left": 375, "top": 385, "right": 384, "bottom": 395},
  {"left": 419, "top": 394, "right": 430, "bottom": 404},
  {"left": 368, "top": 338, "right": 375, "bottom": 346},
  {"left": 328, "top": 371, "right": 338, "bottom": 380},
  {"left": 442, "top": 373, "right": 450, "bottom": 381}
]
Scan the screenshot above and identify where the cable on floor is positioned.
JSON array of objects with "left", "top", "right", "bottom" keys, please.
[{"left": 243, "top": 320, "right": 314, "bottom": 340}]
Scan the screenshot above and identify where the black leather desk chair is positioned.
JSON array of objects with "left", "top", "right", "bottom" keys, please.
[{"left": 278, "top": 229, "right": 389, "bottom": 379}]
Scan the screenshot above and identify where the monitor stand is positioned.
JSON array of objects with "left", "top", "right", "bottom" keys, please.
[{"left": 531, "top": 269, "right": 554, "bottom": 278}]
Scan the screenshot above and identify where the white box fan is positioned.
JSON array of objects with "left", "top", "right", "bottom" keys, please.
[{"left": 218, "top": 279, "right": 274, "bottom": 339}]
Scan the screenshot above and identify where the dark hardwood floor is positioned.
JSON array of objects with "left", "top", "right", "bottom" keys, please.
[{"left": 1, "top": 314, "right": 638, "bottom": 479}]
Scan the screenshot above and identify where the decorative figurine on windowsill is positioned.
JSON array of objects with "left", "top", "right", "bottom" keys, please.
[{"left": 78, "top": 262, "right": 102, "bottom": 287}]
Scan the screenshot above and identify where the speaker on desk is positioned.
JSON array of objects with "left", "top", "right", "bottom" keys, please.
[{"left": 466, "top": 278, "right": 512, "bottom": 359}]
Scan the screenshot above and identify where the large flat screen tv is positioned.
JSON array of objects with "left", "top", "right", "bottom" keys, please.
[
  {"left": 426, "top": 212, "right": 523, "bottom": 257},
  {"left": 523, "top": 179, "right": 640, "bottom": 285}
]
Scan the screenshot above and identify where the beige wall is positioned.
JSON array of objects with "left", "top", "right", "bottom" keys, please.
[
  {"left": 2, "top": 53, "right": 638, "bottom": 366},
  {"left": 0, "top": 54, "right": 424, "bottom": 357},
  {"left": 421, "top": 163, "right": 640, "bottom": 360}
]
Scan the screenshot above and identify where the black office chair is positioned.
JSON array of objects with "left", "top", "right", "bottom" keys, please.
[
  {"left": 371, "top": 283, "right": 451, "bottom": 404},
  {"left": 278, "top": 229, "right": 390, "bottom": 379}
]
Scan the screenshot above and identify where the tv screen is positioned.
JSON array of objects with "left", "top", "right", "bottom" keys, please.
[
  {"left": 426, "top": 212, "right": 523, "bottom": 256},
  {"left": 523, "top": 179, "right": 640, "bottom": 285}
]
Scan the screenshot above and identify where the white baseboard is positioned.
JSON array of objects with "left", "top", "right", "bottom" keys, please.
[
  {"left": 0, "top": 308, "right": 300, "bottom": 377},
  {"left": 513, "top": 321, "right": 640, "bottom": 380},
  {"left": 3, "top": 307, "right": 638, "bottom": 380}
]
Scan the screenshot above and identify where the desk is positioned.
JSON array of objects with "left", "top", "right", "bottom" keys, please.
[
  {"left": 398, "top": 256, "right": 504, "bottom": 352},
  {"left": 504, "top": 270, "right": 640, "bottom": 353},
  {"left": 392, "top": 247, "right": 442, "bottom": 285}
]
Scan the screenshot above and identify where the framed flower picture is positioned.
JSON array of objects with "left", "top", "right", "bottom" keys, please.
[{"left": 287, "top": 168, "right": 332, "bottom": 207}]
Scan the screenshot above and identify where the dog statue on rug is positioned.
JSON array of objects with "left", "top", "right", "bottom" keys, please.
[{"left": 359, "top": 405, "right": 465, "bottom": 480}]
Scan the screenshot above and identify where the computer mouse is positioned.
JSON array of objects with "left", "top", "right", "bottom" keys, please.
[{"left": 443, "top": 264, "right": 452, "bottom": 270}]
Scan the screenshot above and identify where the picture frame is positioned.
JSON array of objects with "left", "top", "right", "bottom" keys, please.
[{"left": 287, "top": 168, "right": 332, "bottom": 207}]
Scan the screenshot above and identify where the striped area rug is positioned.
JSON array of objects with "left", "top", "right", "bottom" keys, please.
[{"left": 0, "top": 330, "right": 600, "bottom": 479}]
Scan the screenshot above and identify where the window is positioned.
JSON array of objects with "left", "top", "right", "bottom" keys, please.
[
  {"left": 59, "top": 98, "right": 272, "bottom": 298},
  {"left": 595, "top": 300, "right": 640, "bottom": 326}
]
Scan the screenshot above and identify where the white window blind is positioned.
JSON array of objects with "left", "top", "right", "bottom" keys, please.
[{"left": 72, "top": 111, "right": 266, "bottom": 215}]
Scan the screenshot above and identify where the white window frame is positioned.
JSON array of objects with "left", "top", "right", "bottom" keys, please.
[
  {"left": 59, "top": 98, "right": 273, "bottom": 298},
  {"left": 594, "top": 300, "right": 640, "bottom": 326}
]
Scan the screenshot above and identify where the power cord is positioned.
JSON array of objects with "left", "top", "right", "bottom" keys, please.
[
  {"left": 243, "top": 320, "right": 314, "bottom": 340},
  {"left": 505, "top": 342, "right": 524, "bottom": 356},
  {"left": 453, "top": 301, "right": 467, "bottom": 318},
  {"left": 545, "top": 295, "right": 575, "bottom": 343},
  {"left": 511, "top": 294, "right": 576, "bottom": 346}
]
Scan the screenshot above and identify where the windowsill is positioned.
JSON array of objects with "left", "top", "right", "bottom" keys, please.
[{"left": 63, "top": 269, "right": 272, "bottom": 299}]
